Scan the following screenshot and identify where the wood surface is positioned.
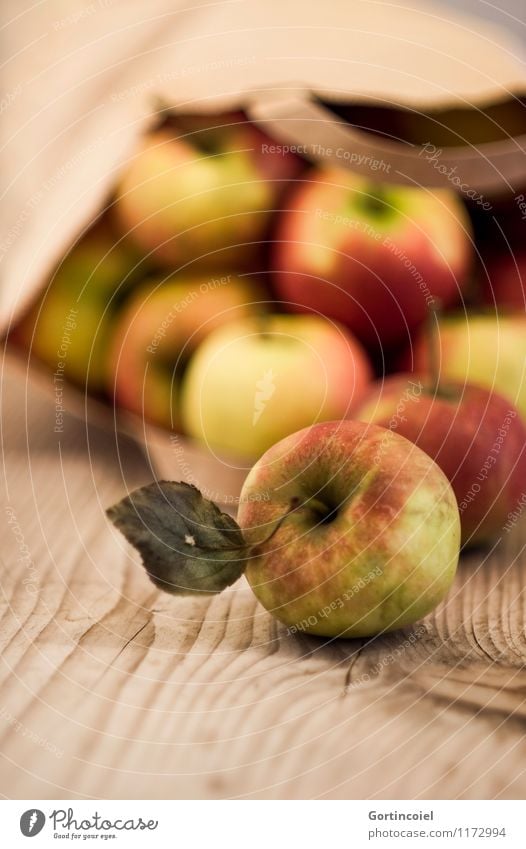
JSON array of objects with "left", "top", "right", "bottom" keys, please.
[{"left": 2, "top": 361, "right": 526, "bottom": 800}]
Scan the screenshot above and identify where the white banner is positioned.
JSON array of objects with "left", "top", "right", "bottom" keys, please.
[{"left": 2, "top": 800, "right": 525, "bottom": 847}]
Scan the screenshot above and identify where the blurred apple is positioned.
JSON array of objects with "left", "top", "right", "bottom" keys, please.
[
  {"left": 355, "top": 375, "right": 526, "bottom": 546},
  {"left": 408, "top": 314, "right": 526, "bottom": 420},
  {"left": 273, "top": 168, "right": 472, "bottom": 351},
  {"left": 479, "top": 249, "right": 526, "bottom": 311},
  {"left": 115, "top": 114, "right": 303, "bottom": 269},
  {"left": 109, "top": 273, "right": 265, "bottom": 430},
  {"left": 181, "top": 314, "right": 372, "bottom": 459},
  {"left": 237, "top": 419, "right": 460, "bottom": 636},
  {"left": 13, "top": 222, "right": 143, "bottom": 391}
]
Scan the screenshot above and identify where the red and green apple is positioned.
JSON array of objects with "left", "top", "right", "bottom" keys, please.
[
  {"left": 237, "top": 419, "right": 460, "bottom": 636},
  {"left": 13, "top": 221, "right": 143, "bottom": 391},
  {"left": 407, "top": 313, "right": 526, "bottom": 420},
  {"left": 355, "top": 375, "right": 526, "bottom": 545},
  {"left": 115, "top": 114, "right": 303, "bottom": 269},
  {"left": 272, "top": 168, "right": 472, "bottom": 351}
]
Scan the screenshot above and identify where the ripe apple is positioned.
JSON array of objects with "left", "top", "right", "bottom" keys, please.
[
  {"left": 407, "top": 313, "right": 526, "bottom": 419},
  {"left": 13, "top": 222, "right": 143, "bottom": 391},
  {"left": 354, "top": 375, "right": 526, "bottom": 546},
  {"left": 272, "top": 167, "right": 472, "bottom": 350},
  {"left": 109, "top": 272, "right": 265, "bottom": 430},
  {"left": 115, "top": 114, "right": 303, "bottom": 269},
  {"left": 236, "top": 419, "right": 460, "bottom": 636},
  {"left": 181, "top": 315, "right": 371, "bottom": 460},
  {"left": 479, "top": 249, "right": 526, "bottom": 310}
]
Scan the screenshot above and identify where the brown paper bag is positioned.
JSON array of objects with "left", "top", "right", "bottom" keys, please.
[{"left": 2, "top": 0, "right": 526, "bottom": 499}]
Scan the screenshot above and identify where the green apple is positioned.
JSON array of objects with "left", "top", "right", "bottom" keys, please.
[
  {"left": 109, "top": 273, "right": 266, "bottom": 430},
  {"left": 181, "top": 315, "right": 372, "bottom": 459},
  {"left": 115, "top": 115, "right": 302, "bottom": 269},
  {"left": 408, "top": 313, "right": 526, "bottom": 419},
  {"left": 14, "top": 222, "right": 143, "bottom": 391},
  {"left": 236, "top": 420, "right": 460, "bottom": 636}
]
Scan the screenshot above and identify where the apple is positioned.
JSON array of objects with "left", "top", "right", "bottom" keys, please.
[
  {"left": 479, "top": 249, "right": 526, "bottom": 310},
  {"left": 13, "top": 222, "right": 143, "bottom": 391},
  {"left": 407, "top": 313, "right": 526, "bottom": 420},
  {"left": 354, "top": 375, "right": 526, "bottom": 546},
  {"left": 235, "top": 419, "right": 460, "bottom": 636},
  {"left": 115, "top": 114, "right": 303, "bottom": 269},
  {"left": 397, "top": 99, "right": 526, "bottom": 147},
  {"left": 109, "top": 272, "right": 265, "bottom": 430},
  {"left": 181, "top": 314, "right": 372, "bottom": 460},
  {"left": 272, "top": 167, "right": 472, "bottom": 350}
]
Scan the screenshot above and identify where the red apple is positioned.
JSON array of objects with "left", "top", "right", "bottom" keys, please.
[
  {"left": 272, "top": 168, "right": 472, "bottom": 350},
  {"left": 479, "top": 249, "right": 526, "bottom": 311},
  {"left": 354, "top": 375, "right": 526, "bottom": 545},
  {"left": 115, "top": 114, "right": 303, "bottom": 269},
  {"left": 109, "top": 272, "right": 265, "bottom": 430},
  {"left": 181, "top": 314, "right": 372, "bottom": 459}
]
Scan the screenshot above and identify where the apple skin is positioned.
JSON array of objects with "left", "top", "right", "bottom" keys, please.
[
  {"left": 237, "top": 420, "right": 460, "bottom": 637},
  {"left": 181, "top": 315, "right": 372, "bottom": 460},
  {"left": 479, "top": 250, "right": 526, "bottom": 310},
  {"left": 115, "top": 116, "right": 303, "bottom": 269},
  {"left": 354, "top": 375, "right": 526, "bottom": 546},
  {"left": 272, "top": 167, "right": 472, "bottom": 350},
  {"left": 407, "top": 314, "right": 526, "bottom": 420},
  {"left": 13, "top": 225, "right": 142, "bottom": 391},
  {"left": 109, "top": 273, "right": 264, "bottom": 430}
]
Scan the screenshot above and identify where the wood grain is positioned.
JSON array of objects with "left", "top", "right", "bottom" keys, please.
[{"left": 1, "top": 362, "right": 526, "bottom": 800}]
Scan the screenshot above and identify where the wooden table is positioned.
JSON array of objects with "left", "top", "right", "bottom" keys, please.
[{"left": 2, "top": 360, "right": 526, "bottom": 800}]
